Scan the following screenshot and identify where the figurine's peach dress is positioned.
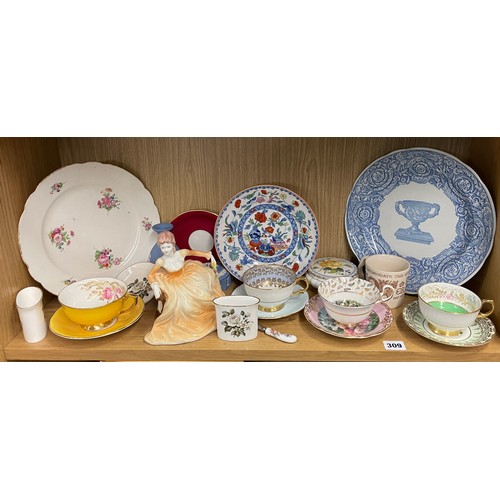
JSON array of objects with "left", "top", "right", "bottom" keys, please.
[{"left": 144, "top": 259, "right": 224, "bottom": 345}]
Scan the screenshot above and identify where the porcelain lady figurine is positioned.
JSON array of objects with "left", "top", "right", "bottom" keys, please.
[{"left": 145, "top": 231, "right": 224, "bottom": 345}]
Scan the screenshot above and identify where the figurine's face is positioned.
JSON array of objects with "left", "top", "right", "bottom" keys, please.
[{"left": 160, "top": 242, "right": 175, "bottom": 255}]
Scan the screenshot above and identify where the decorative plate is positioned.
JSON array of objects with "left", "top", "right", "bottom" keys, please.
[
  {"left": 116, "top": 262, "right": 155, "bottom": 304},
  {"left": 231, "top": 284, "right": 308, "bottom": 319},
  {"left": 304, "top": 294, "right": 393, "bottom": 339},
  {"left": 402, "top": 301, "right": 496, "bottom": 347},
  {"left": 170, "top": 210, "right": 219, "bottom": 262},
  {"left": 18, "top": 162, "right": 160, "bottom": 295},
  {"left": 49, "top": 297, "right": 145, "bottom": 340},
  {"left": 215, "top": 185, "right": 319, "bottom": 280},
  {"left": 345, "top": 148, "right": 496, "bottom": 294}
]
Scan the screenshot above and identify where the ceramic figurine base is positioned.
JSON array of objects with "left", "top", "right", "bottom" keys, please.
[{"left": 144, "top": 261, "right": 223, "bottom": 345}]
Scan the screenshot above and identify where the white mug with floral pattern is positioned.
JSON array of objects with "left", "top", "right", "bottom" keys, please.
[{"left": 213, "top": 295, "right": 259, "bottom": 341}]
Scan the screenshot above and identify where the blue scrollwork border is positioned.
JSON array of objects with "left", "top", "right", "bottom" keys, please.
[{"left": 345, "top": 148, "right": 496, "bottom": 293}]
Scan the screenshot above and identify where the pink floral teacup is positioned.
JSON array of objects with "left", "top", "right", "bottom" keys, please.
[{"left": 58, "top": 277, "right": 137, "bottom": 331}]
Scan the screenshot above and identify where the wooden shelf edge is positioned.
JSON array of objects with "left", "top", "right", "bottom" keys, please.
[{"left": 5, "top": 295, "right": 500, "bottom": 362}]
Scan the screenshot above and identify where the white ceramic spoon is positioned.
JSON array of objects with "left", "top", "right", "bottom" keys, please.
[{"left": 258, "top": 324, "right": 297, "bottom": 343}]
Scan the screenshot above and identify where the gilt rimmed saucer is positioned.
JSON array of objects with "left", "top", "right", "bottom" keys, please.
[
  {"left": 304, "top": 294, "right": 393, "bottom": 339},
  {"left": 402, "top": 301, "right": 496, "bottom": 347},
  {"left": 231, "top": 283, "right": 308, "bottom": 319},
  {"left": 49, "top": 297, "right": 145, "bottom": 340}
]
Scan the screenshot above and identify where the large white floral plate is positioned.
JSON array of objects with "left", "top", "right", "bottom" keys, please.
[
  {"left": 304, "top": 294, "right": 393, "bottom": 339},
  {"left": 403, "top": 301, "right": 496, "bottom": 347},
  {"left": 215, "top": 185, "right": 319, "bottom": 280},
  {"left": 345, "top": 148, "right": 496, "bottom": 294},
  {"left": 18, "top": 162, "right": 160, "bottom": 295}
]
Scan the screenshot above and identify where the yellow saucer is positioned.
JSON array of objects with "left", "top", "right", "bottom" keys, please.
[{"left": 49, "top": 297, "right": 145, "bottom": 340}]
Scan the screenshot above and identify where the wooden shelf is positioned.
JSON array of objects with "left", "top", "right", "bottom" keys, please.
[
  {"left": 5, "top": 294, "right": 500, "bottom": 362},
  {"left": 2, "top": 138, "right": 498, "bottom": 362}
]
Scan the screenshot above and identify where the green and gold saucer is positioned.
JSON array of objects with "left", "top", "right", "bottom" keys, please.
[{"left": 403, "top": 301, "right": 496, "bottom": 347}]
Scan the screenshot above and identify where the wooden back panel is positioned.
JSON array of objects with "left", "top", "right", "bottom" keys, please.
[
  {"left": 58, "top": 137, "right": 472, "bottom": 261},
  {"left": 0, "top": 139, "right": 61, "bottom": 360}
]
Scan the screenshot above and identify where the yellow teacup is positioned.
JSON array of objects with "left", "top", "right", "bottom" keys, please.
[{"left": 58, "top": 277, "right": 137, "bottom": 331}]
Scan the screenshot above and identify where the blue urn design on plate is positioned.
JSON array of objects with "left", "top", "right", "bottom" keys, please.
[
  {"left": 345, "top": 148, "right": 496, "bottom": 293},
  {"left": 394, "top": 200, "right": 440, "bottom": 244}
]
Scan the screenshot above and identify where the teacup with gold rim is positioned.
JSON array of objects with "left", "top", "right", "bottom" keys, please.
[
  {"left": 318, "top": 276, "right": 394, "bottom": 327},
  {"left": 242, "top": 264, "right": 309, "bottom": 312},
  {"left": 418, "top": 282, "right": 494, "bottom": 336},
  {"left": 58, "top": 277, "right": 138, "bottom": 331}
]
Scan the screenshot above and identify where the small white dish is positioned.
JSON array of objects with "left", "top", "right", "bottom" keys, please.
[
  {"left": 231, "top": 284, "right": 308, "bottom": 319},
  {"left": 116, "top": 262, "right": 155, "bottom": 304}
]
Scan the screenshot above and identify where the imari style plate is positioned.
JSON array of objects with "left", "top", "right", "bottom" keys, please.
[
  {"left": 214, "top": 185, "right": 319, "bottom": 280},
  {"left": 18, "top": 163, "right": 160, "bottom": 294},
  {"left": 403, "top": 301, "right": 496, "bottom": 347},
  {"left": 304, "top": 294, "right": 393, "bottom": 339},
  {"left": 345, "top": 148, "right": 496, "bottom": 294}
]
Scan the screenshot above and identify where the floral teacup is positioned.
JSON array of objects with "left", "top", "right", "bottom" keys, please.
[
  {"left": 242, "top": 264, "right": 309, "bottom": 312},
  {"left": 58, "top": 277, "right": 137, "bottom": 331}
]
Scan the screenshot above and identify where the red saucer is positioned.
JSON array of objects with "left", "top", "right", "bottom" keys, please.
[{"left": 171, "top": 210, "right": 219, "bottom": 262}]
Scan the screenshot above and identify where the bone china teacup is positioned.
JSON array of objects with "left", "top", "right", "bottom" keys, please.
[
  {"left": 58, "top": 277, "right": 137, "bottom": 331},
  {"left": 418, "top": 282, "right": 494, "bottom": 336},
  {"left": 318, "top": 276, "right": 395, "bottom": 326},
  {"left": 242, "top": 264, "right": 309, "bottom": 312}
]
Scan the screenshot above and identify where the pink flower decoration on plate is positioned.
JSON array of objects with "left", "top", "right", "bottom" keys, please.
[
  {"left": 97, "top": 188, "right": 121, "bottom": 211},
  {"left": 48, "top": 225, "right": 74, "bottom": 251},
  {"left": 95, "top": 248, "right": 124, "bottom": 269}
]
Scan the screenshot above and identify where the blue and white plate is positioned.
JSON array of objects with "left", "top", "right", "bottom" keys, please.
[
  {"left": 345, "top": 148, "right": 496, "bottom": 294},
  {"left": 215, "top": 185, "right": 319, "bottom": 280}
]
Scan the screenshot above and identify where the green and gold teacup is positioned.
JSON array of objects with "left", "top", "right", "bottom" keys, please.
[{"left": 418, "top": 282, "right": 494, "bottom": 336}]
